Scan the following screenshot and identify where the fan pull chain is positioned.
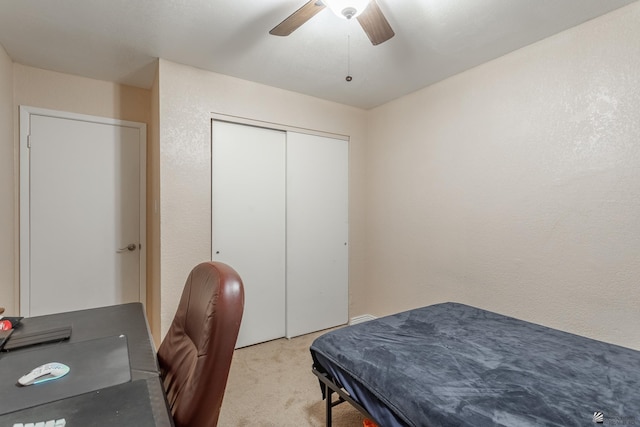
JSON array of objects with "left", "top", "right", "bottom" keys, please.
[{"left": 346, "top": 34, "right": 353, "bottom": 82}]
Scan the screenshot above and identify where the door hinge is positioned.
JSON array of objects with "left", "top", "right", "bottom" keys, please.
[{"left": 27, "top": 135, "right": 31, "bottom": 149}]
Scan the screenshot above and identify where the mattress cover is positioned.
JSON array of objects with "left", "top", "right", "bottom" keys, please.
[{"left": 310, "top": 302, "right": 640, "bottom": 427}]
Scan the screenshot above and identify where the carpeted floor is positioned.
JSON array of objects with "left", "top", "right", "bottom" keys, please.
[{"left": 218, "top": 329, "right": 366, "bottom": 427}]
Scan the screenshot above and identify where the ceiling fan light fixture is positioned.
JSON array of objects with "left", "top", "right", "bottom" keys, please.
[{"left": 323, "top": 0, "right": 370, "bottom": 20}]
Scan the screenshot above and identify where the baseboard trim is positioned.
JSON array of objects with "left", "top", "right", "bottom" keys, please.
[{"left": 349, "top": 314, "right": 377, "bottom": 325}]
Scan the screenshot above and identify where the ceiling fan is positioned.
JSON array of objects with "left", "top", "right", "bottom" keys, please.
[{"left": 270, "top": 0, "right": 394, "bottom": 46}]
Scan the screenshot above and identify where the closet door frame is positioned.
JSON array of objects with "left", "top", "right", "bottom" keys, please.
[{"left": 211, "top": 113, "right": 349, "bottom": 343}]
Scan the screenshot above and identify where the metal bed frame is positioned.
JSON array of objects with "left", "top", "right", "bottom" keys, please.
[{"left": 312, "top": 366, "right": 381, "bottom": 427}]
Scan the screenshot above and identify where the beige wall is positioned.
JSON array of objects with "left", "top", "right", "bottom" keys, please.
[
  {"left": 14, "top": 64, "right": 150, "bottom": 124},
  {"left": 148, "top": 67, "right": 161, "bottom": 344},
  {"left": 4, "top": 65, "right": 152, "bottom": 317},
  {"left": 366, "top": 3, "right": 640, "bottom": 349},
  {"left": 157, "top": 59, "right": 367, "bottom": 337},
  {"left": 0, "top": 44, "right": 14, "bottom": 313}
]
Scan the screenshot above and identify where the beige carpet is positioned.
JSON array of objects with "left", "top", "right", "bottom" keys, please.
[{"left": 218, "top": 329, "right": 367, "bottom": 427}]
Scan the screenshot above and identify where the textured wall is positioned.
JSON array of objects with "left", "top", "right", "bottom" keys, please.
[
  {"left": 157, "top": 60, "right": 367, "bottom": 338},
  {"left": 366, "top": 3, "right": 640, "bottom": 349},
  {"left": 147, "top": 66, "right": 161, "bottom": 345},
  {"left": 0, "top": 44, "right": 14, "bottom": 313},
  {"left": 13, "top": 65, "right": 150, "bottom": 123}
]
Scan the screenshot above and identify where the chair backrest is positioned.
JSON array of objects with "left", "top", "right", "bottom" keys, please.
[{"left": 157, "top": 261, "right": 244, "bottom": 427}]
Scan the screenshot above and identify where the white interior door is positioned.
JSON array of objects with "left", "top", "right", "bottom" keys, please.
[
  {"left": 212, "top": 121, "right": 286, "bottom": 348},
  {"left": 20, "top": 107, "right": 146, "bottom": 317},
  {"left": 286, "top": 132, "right": 349, "bottom": 337}
]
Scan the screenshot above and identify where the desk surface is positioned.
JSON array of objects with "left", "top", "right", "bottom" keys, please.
[
  {"left": 0, "top": 303, "right": 172, "bottom": 426},
  {"left": 11, "top": 303, "right": 159, "bottom": 375}
]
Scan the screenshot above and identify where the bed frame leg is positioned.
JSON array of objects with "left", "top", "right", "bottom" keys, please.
[
  {"left": 313, "top": 368, "right": 377, "bottom": 427},
  {"left": 324, "top": 382, "right": 333, "bottom": 427}
]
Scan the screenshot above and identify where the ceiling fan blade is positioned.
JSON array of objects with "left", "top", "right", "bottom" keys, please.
[
  {"left": 270, "top": 1, "right": 326, "bottom": 36},
  {"left": 357, "top": 0, "right": 395, "bottom": 45}
]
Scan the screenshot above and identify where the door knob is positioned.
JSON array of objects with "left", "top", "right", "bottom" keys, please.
[{"left": 117, "top": 243, "right": 137, "bottom": 253}]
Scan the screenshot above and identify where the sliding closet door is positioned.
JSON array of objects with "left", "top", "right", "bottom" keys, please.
[
  {"left": 286, "top": 132, "right": 348, "bottom": 338},
  {"left": 212, "top": 121, "right": 286, "bottom": 348}
]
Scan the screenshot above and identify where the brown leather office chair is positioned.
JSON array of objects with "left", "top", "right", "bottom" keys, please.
[{"left": 157, "top": 261, "right": 245, "bottom": 427}]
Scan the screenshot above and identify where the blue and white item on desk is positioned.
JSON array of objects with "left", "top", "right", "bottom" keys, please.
[{"left": 17, "top": 362, "right": 70, "bottom": 386}]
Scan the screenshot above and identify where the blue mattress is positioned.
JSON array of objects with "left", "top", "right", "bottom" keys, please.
[{"left": 310, "top": 302, "right": 640, "bottom": 427}]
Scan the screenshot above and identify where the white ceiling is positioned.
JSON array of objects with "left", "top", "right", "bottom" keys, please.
[{"left": 0, "top": 0, "right": 636, "bottom": 109}]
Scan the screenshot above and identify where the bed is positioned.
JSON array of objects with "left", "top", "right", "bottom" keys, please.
[{"left": 310, "top": 302, "right": 640, "bottom": 427}]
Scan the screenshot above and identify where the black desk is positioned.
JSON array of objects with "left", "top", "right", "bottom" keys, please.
[{"left": 0, "top": 303, "right": 173, "bottom": 426}]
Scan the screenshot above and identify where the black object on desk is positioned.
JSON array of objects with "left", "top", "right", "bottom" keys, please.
[
  {"left": 0, "top": 334, "right": 131, "bottom": 414},
  {"left": 2, "top": 325, "right": 71, "bottom": 351},
  {"left": 0, "top": 329, "right": 13, "bottom": 351}
]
